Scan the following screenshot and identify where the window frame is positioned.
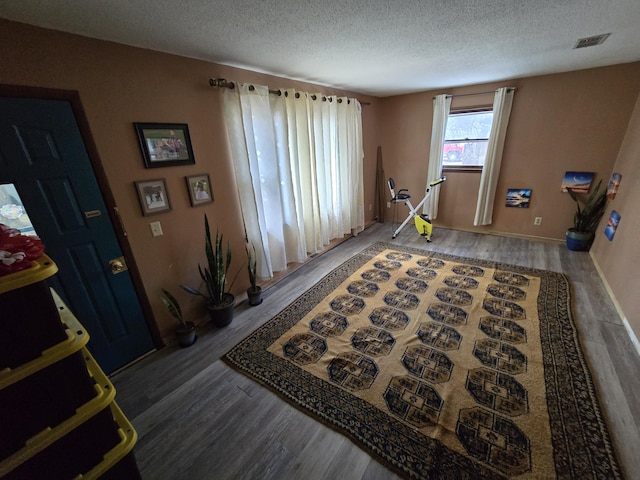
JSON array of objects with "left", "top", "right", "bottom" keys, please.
[{"left": 441, "top": 107, "right": 493, "bottom": 173}]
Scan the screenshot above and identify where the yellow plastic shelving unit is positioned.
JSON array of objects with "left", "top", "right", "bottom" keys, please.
[{"left": 0, "top": 255, "right": 141, "bottom": 479}]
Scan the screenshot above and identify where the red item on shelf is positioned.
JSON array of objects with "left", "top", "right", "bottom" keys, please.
[{"left": 0, "top": 224, "right": 45, "bottom": 276}]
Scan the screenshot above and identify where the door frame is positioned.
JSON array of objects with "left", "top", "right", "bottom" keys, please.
[{"left": 1, "top": 83, "right": 163, "bottom": 349}]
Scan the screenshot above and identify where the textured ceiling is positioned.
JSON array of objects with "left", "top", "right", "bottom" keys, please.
[{"left": 1, "top": 0, "right": 639, "bottom": 96}]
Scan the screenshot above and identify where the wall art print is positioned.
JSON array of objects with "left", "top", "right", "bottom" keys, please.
[
  {"left": 561, "top": 171, "right": 594, "bottom": 193},
  {"left": 604, "top": 210, "right": 620, "bottom": 241},
  {"left": 505, "top": 188, "right": 531, "bottom": 208},
  {"left": 607, "top": 173, "right": 622, "bottom": 199}
]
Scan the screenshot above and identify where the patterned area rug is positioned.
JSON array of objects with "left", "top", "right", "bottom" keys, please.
[{"left": 224, "top": 242, "right": 622, "bottom": 479}]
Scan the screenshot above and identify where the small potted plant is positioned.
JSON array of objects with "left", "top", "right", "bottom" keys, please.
[
  {"left": 246, "top": 242, "right": 262, "bottom": 306},
  {"left": 180, "top": 214, "right": 241, "bottom": 327},
  {"left": 160, "top": 288, "right": 197, "bottom": 347},
  {"left": 566, "top": 179, "right": 607, "bottom": 251}
]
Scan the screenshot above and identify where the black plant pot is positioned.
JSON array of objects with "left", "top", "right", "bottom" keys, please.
[
  {"left": 566, "top": 228, "right": 594, "bottom": 251},
  {"left": 176, "top": 322, "right": 197, "bottom": 348},
  {"left": 208, "top": 293, "right": 235, "bottom": 328},
  {"left": 247, "top": 286, "right": 263, "bottom": 306}
]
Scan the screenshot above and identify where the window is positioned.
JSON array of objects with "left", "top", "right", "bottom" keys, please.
[
  {"left": 0, "top": 183, "right": 37, "bottom": 236},
  {"left": 442, "top": 110, "right": 493, "bottom": 169}
]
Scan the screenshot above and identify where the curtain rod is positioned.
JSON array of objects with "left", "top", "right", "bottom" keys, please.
[
  {"left": 209, "top": 78, "right": 370, "bottom": 105},
  {"left": 434, "top": 87, "right": 517, "bottom": 100}
]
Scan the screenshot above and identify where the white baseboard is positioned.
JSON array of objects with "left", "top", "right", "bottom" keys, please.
[
  {"left": 435, "top": 224, "right": 564, "bottom": 244},
  {"left": 590, "top": 251, "right": 640, "bottom": 357},
  {"left": 621, "top": 316, "right": 640, "bottom": 356}
]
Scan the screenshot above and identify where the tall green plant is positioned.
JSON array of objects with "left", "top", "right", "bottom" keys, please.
[
  {"left": 567, "top": 179, "right": 607, "bottom": 233},
  {"left": 181, "top": 214, "right": 240, "bottom": 306}
]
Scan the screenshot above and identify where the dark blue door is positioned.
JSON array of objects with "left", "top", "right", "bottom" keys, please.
[{"left": 0, "top": 97, "right": 154, "bottom": 373}]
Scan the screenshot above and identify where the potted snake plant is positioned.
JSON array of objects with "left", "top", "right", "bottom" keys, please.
[
  {"left": 180, "top": 214, "right": 241, "bottom": 327},
  {"left": 566, "top": 179, "right": 607, "bottom": 251},
  {"left": 161, "top": 288, "right": 196, "bottom": 347},
  {"left": 246, "top": 242, "right": 262, "bottom": 306}
]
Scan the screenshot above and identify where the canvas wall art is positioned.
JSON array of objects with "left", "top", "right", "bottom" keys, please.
[
  {"left": 505, "top": 188, "right": 531, "bottom": 208},
  {"left": 561, "top": 171, "right": 594, "bottom": 193}
]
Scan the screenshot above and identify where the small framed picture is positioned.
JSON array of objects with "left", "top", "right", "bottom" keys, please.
[
  {"left": 607, "top": 173, "right": 622, "bottom": 199},
  {"left": 505, "top": 188, "right": 531, "bottom": 208},
  {"left": 134, "top": 123, "right": 195, "bottom": 168},
  {"left": 604, "top": 210, "right": 621, "bottom": 241},
  {"left": 134, "top": 178, "right": 172, "bottom": 216},
  {"left": 186, "top": 174, "right": 214, "bottom": 206},
  {"left": 561, "top": 171, "right": 594, "bottom": 193}
]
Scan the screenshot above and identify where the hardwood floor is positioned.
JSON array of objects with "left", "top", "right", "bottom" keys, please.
[{"left": 112, "top": 223, "right": 640, "bottom": 479}]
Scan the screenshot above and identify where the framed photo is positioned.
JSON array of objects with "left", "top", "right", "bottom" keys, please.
[
  {"left": 134, "top": 178, "right": 172, "bottom": 216},
  {"left": 186, "top": 174, "right": 214, "bottom": 206},
  {"left": 134, "top": 123, "right": 195, "bottom": 168}
]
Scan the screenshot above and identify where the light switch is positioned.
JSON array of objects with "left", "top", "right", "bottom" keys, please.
[{"left": 150, "top": 221, "right": 163, "bottom": 237}]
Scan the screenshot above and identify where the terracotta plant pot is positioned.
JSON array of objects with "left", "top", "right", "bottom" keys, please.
[{"left": 247, "top": 286, "right": 263, "bottom": 306}]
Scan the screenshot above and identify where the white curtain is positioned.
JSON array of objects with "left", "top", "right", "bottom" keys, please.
[
  {"left": 423, "top": 94, "right": 451, "bottom": 219},
  {"left": 222, "top": 84, "right": 364, "bottom": 278},
  {"left": 474, "top": 87, "right": 515, "bottom": 225}
]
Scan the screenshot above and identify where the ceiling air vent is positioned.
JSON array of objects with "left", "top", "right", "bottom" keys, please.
[{"left": 574, "top": 33, "right": 611, "bottom": 49}]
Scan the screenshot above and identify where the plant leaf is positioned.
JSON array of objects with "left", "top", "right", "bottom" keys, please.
[
  {"left": 180, "top": 284, "right": 206, "bottom": 298},
  {"left": 161, "top": 288, "right": 185, "bottom": 326}
]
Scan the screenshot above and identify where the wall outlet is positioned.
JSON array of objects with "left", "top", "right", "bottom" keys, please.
[
  {"left": 150, "top": 221, "right": 163, "bottom": 236},
  {"left": 534, "top": 217, "right": 542, "bottom": 226},
  {"left": 387, "top": 202, "right": 391, "bottom": 208},
  {"left": 369, "top": 204, "right": 372, "bottom": 211}
]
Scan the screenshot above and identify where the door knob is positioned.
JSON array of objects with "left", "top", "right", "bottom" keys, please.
[{"left": 109, "top": 257, "right": 128, "bottom": 274}]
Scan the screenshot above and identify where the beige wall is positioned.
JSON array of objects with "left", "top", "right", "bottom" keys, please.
[
  {"left": 379, "top": 66, "right": 640, "bottom": 343},
  {"left": 1, "top": 18, "right": 638, "bottom": 345},
  {"left": 0, "top": 19, "right": 380, "bottom": 341},
  {"left": 591, "top": 93, "right": 640, "bottom": 343},
  {"left": 379, "top": 66, "right": 640, "bottom": 240}
]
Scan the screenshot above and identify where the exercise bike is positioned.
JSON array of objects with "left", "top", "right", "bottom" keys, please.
[{"left": 387, "top": 176, "right": 446, "bottom": 241}]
